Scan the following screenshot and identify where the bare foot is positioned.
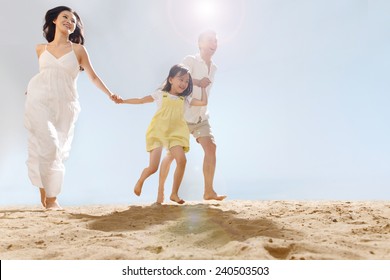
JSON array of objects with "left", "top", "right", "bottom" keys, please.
[
  {"left": 203, "top": 191, "right": 227, "bottom": 201},
  {"left": 46, "top": 202, "right": 63, "bottom": 211},
  {"left": 45, "top": 197, "right": 63, "bottom": 211},
  {"left": 152, "top": 202, "right": 162, "bottom": 206},
  {"left": 170, "top": 194, "right": 185, "bottom": 205},
  {"left": 39, "top": 188, "right": 46, "bottom": 208},
  {"left": 134, "top": 180, "right": 143, "bottom": 196}
]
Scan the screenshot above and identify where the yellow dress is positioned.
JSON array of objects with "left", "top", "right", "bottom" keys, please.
[{"left": 146, "top": 92, "right": 190, "bottom": 152}]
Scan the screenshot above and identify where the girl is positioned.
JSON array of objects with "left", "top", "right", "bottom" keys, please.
[
  {"left": 117, "top": 64, "right": 207, "bottom": 204},
  {"left": 25, "top": 6, "right": 119, "bottom": 210}
]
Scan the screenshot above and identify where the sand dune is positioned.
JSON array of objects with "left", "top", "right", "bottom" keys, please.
[{"left": 0, "top": 200, "right": 389, "bottom": 260}]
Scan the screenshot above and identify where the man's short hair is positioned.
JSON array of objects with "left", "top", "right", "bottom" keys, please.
[{"left": 198, "top": 30, "right": 217, "bottom": 44}]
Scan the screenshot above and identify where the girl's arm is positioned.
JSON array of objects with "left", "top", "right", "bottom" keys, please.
[
  {"left": 189, "top": 87, "right": 208, "bottom": 106},
  {"left": 120, "top": 95, "right": 154, "bottom": 104},
  {"left": 74, "top": 44, "right": 117, "bottom": 100}
]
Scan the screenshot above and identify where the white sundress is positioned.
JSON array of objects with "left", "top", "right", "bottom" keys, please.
[{"left": 24, "top": 44, "right": 81, "bottom": 197}]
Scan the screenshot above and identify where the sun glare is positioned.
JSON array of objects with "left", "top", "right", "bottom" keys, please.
[
  {"left": 167, "top": 0, "right": 246, "bottom": 44},
  {"left": 195, "top": 0, "right": 217, "bottom": 20}
]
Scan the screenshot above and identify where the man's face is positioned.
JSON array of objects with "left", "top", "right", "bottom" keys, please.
[{"left": 199, "top": 33, "right": 218, "bottom": 57}]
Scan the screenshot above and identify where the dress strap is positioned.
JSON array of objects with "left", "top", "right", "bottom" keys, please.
[{"left": 163, "top": 92, "right": 168, "bottom": 98}]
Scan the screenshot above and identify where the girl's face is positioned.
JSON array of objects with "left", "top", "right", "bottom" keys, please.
[
  {"left": 169, "top": 72, "right": 190, "bottom": 95},
  {"left": 54, "top": 11, "right": 77, "bottom": 35}
]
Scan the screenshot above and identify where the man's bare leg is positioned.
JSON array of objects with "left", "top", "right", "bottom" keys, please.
[{"left": 198, "top": 137, "right": 226, "bottom": 200}]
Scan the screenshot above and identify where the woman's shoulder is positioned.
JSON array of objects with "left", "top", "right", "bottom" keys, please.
[
  {"left": 35, "top": 44, "right": 46, "bottom": 51},
  {"left": 72, "top": 43, "right": 86, "bottom": 53},
  {"left": 35, "top": 44, "right": 46, "bottom": 57},
  {"left": 71, "top": 44, "right": 88, "bottom": 63}
]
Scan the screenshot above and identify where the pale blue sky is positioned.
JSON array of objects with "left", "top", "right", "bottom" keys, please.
[{"left": 0, "top": 0, "right": 389, "bottom": 206}]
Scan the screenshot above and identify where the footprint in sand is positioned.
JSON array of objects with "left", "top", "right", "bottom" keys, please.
[{"left": 263, "top": 243, "right": 294, "bottom": 259}]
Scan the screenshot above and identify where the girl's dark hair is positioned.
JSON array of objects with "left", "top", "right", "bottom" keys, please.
[
  {"left": 161, "top": 64, "right": 193, "bottom": 97},
  {"left": 43, "top": 6, "right": 84, "bottom": 45}
]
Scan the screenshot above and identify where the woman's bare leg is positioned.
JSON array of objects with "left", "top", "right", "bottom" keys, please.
[{"left": 39, "top": 188, "right": 46, "bottom": 207}]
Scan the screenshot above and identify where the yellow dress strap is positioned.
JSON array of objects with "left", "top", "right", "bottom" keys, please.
[{"left": 162, "top": 92, "right": 184, "bottom": 100}]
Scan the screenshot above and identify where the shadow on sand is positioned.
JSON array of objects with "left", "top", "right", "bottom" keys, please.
[{"left": 68, "top": 203, "right": 299, "bottom": 248}]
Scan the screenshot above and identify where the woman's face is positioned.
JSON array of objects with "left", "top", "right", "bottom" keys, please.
[
  {"left": 169, "top": 72, "right": 190, "bottom": 95},
  {"left": 54, "top": 11, "right": 77, "bottom": 34}
]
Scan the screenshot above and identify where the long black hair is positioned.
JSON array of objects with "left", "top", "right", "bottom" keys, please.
[
  {"left": 43, "top": 6, "right": 84, "bottom": 45},
  {"left": 161, "top": 64, "right": 193, "bottom": 97}
]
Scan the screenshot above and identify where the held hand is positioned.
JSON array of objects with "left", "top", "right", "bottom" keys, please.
[
  {"left": 199, "top": 77, "right": 211, "bottom": 88},
  {"left": 116, "top": 97, "right": 124, "bottom": 104},
  {"left": 110, "top": 94, "right": 124, "bottom": 104}
]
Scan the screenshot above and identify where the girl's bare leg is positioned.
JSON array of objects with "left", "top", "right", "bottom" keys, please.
[
  {"left": 157, "top": 152, "right": 174, "bottom": 203},
  {"left": 134, "top": 147, "right": 162, "bottom": 196},
  {"left": 169, "top": 146, "right": 187, "bottom": 204},
  {"left": 39, "top": 188, "right": 46, "bottom": 207}
]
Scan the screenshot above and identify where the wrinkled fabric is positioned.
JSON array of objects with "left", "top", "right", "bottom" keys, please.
[
  {"left": 24, "top": 46, "right": 80, "bottom": 197},
  {"left": 146, "top": 92, "right": 190, "bottom": 153}
]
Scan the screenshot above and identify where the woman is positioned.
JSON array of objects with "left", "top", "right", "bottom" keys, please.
[{"left": 24, "top": 6, "right": 119, "bottom": 210}]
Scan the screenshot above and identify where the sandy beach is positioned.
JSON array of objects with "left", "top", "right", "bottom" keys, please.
[{"left": 0, "top": 200, "right": 389, "bottom": 260}]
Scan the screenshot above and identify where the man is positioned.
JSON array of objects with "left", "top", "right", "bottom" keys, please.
[{"left": 157, "top": 30, "right": 226, "bottom": 202}]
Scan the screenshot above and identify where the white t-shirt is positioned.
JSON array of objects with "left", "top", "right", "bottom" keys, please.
[
  {"left": 151, "top": 90, "right": 192, "bottom": 109},
  {"left": 182, "top": 54, "right": 217, "bottom": 123}
]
